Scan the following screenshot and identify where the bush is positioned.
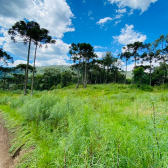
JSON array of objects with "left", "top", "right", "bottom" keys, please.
[{"left": 140, "top": 85, "right": 153, "bottom": 91}]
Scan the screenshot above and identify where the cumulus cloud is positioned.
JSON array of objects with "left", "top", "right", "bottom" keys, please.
[
  {"left": 113, "top": 24, "right": 147, "bottom": 45},
  {"left": 1, "top": 30, "right": 71, "bottom": 66},
  {"left": 0, "top": 0, "right": 75, "bottom": 66},
  {"left": 108, "top": 0, "right": 158, "bottom": 13},
  {"left": 0, "top": 0, "right": 75, "bottom": 38},
  {"left": 96, "top": 17, "right": 113, "bottom": 25}
]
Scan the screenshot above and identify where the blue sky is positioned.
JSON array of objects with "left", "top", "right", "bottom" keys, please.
[{"left": 0, "top": 0, "right": 167, "bottom": 70}]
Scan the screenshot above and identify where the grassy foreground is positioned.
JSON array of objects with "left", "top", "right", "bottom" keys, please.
[{"left": 0, "top": 84, "right": 168, "bottom": 168}]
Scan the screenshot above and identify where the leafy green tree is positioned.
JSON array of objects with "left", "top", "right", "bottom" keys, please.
[
  {"left": 0, "top": 48, "right": 13, "bottom": 66},
  {"left": 61, "top": 71, "right": 72, "bottom": 88},
  {"left": 43, "top": 68, "right": 61, "bottom": 90},
  {"left": 12, "top": 73, "right": 25, "bottom": 89},
  {"left": 133, "top": 67, "right": 145, "bottom": 84},
  {"left": 8, "top": 20, "right": 40, "bottom": 95},
  {"left": 15, "top": 64, "right": 34, "bottom": 90},
  {"left": 0, "top": 67, "right": 13, "bottom": 90}
]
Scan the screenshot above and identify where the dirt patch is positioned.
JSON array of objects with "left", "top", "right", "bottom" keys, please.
[{"left": 0, "top": 118, "right": 14, "bottom": 168}]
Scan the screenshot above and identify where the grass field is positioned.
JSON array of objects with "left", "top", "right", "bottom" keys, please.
[{"left": 0, "top": 84, "right": 168, "bottom": 167}]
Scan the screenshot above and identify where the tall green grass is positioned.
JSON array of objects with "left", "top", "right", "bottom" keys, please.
[{"left": 0, "top": 84, "right": 168, "bottom": 167}]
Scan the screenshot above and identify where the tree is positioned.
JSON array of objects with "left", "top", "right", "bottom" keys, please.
[
  {"left": 12, "top": 73, "right": 25, "bottom": 89},
  {"left": 103, "top": 52, "right": 117, "bottom": 84},
  {"left": 0, "top": 67, "right": 13, "bottom": 90},
  {"left": 8, "top": 20, "right": 40, "bottom": 95},
  {"left": 133, "top": 67, "right": 145, "bottom": 85},
  {"left": 127, "top": 41, "right": 144, "bottom": 68},
  {"left": 141, "top": 43, "right": 158, "bottom": 86},
  {"left": 61, "top": 71, "right": 72, "bottom": 88},
  {"left": 31, "top": 28, "right": 56, "bottom": 96},
  {"left": 0, "top": 48, "right": 13, "bottom": 66},
  {"left": 83, "top": 43, "right": 97, "bottom": 88},
  {"left": 120, "top": 46, "right": 132, "bottom": 84},
  {"left": 154, "top": 34, "right": 168, "bottom": 83},
  {"left": 43, "top": 68, "right": 61, "bottom": 90},
  {"left": 69, "top": 43, "right": 82, "bottom": 88},
  {"left": 70, "top": 43, "right": 96, "bottom": 88},
  {"left": 15, "top": 64, "right": 34, "bottom": 90}
]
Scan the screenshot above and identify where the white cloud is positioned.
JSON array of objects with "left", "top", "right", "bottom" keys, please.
[
  {"left": 114, "top": 20, "right": 121, "bottom": 26},
  {"left": 1, "top": 30, "right": 70, "bottom": 66},
  {"left": 95, "top": 52, "right": 106, "bottom": 59},
  {"left": 108, "top": 0, "right": 158, "bottom": 13},
  {"left": 115, "top": 14, "right": 124, "bottom": 19},
  {"left": 116, "top": 8, "right": 127, "bottom": 13},
  {"left": 113, "top": 24, "right": 147, "bottom": 45},
  {"left": 128, "top": 9, "right": 134, "bottom": 15},
  {"left": 0, "top": 0, "right": 75, "bottom": 38},
  {"left": 97, "top": 14, "right": 123, "bottom": 27},
  {"left": 124, "top": 60, "right": 160, "bottom": 71},
  {"left": 0, "top": 0, "right": 76, "bottom": 66},
  {"left": 94, "top": 45, "right": 107, "bottom": 50},
  {"left": 82, "top": 0, "right": 86, "bottom": 3},
  {"left": 8, "top": 60, "right": 28, "bottom": 67},
  {"left": 96, "top": 17, "right": 113, "bottom": 25}
]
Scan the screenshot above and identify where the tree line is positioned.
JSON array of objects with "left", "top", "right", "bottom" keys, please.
[{"left": 0, "top": 20, "right": 168, "bottom": 93}]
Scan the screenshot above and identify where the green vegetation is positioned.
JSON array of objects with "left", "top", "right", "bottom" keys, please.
[{"left": 0, "top": 84, "right": 168, "bottom": 167}]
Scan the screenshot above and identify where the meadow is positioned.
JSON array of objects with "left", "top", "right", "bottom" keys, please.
[{"left": 0, "top": 84, "right": 168, "bottom": 168}]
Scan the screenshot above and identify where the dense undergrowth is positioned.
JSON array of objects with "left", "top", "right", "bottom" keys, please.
[{"left": 0, "top": 84, "right": 168, "bottom": 167}]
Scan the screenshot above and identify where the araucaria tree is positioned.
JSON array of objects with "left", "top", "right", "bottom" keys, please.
[
  {"left": 8, "top": 20, "right": 40, "bottom": 95},
  {"left": 103, "top": 52, "right": 117, "bottom": 84},
  {"left": 154, "top": 34, "right": 168, "bottom": 83},
  {"left": 31, "top": 28, "right": 56, "bottom": 96},
  {"left": 70, "top": 43, "right": 97, "bottom": 88},
  {"left": 120, "top": 46, "right": 132, "bottom": 84},
  {"left": 69, "top": 43, "right": 82, "bottom": 88},
  {"left": 127, "top": 41, "right": 144, "bottom": 68}
]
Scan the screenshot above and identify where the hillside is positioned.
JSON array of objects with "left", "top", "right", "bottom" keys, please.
[{"left": 0, "top": 65, "right": 71, "bottom": 79}]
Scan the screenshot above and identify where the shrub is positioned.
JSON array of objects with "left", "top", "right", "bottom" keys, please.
[{"left": 140, "top": 85, "right": 153, "bottom": 91}]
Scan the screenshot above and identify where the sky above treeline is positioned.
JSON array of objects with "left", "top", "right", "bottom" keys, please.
[{"left": 0, "top": 0, "right": 167, "bottom": 70}]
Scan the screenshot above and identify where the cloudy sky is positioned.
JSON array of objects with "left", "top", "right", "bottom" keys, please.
[{"left": 0, "top": 0, "right": 167, "bottom": 70}]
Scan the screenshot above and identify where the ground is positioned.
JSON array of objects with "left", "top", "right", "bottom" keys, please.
[{"left": 0, "top": 117, "right": 14, "bottom": 168}]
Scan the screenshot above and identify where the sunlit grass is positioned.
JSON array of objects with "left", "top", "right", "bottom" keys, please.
[{"left": 0, "top": 84, "right": 168, "bottom": 167}]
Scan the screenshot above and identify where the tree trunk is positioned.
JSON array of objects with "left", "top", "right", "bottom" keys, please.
[
  {"left": 24, "top": 37, "right": 32, "bottom": 95},
  {"left": 134, "top": 55, "right": 136, "bottom": 68},
  {"left": 77, "top": 63, "right": 80, "bottom": 89},
  {"left": 125, "top": 59, "right": 127, "bottom": 84},
  {"left": 31, "top": 43, "right": 37, "bottom": 96},
  {"left": 3, "top": 72, "right": 6, "bottom": 90},
  {"left": 84, "top": 59, "right": 87, "bottom": 88},
  {"left": 106, "top": 67, "right": 108, "bottom": 84},
  {"left": 150, "top": 58, "right": 152, "bottom": 86}
]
